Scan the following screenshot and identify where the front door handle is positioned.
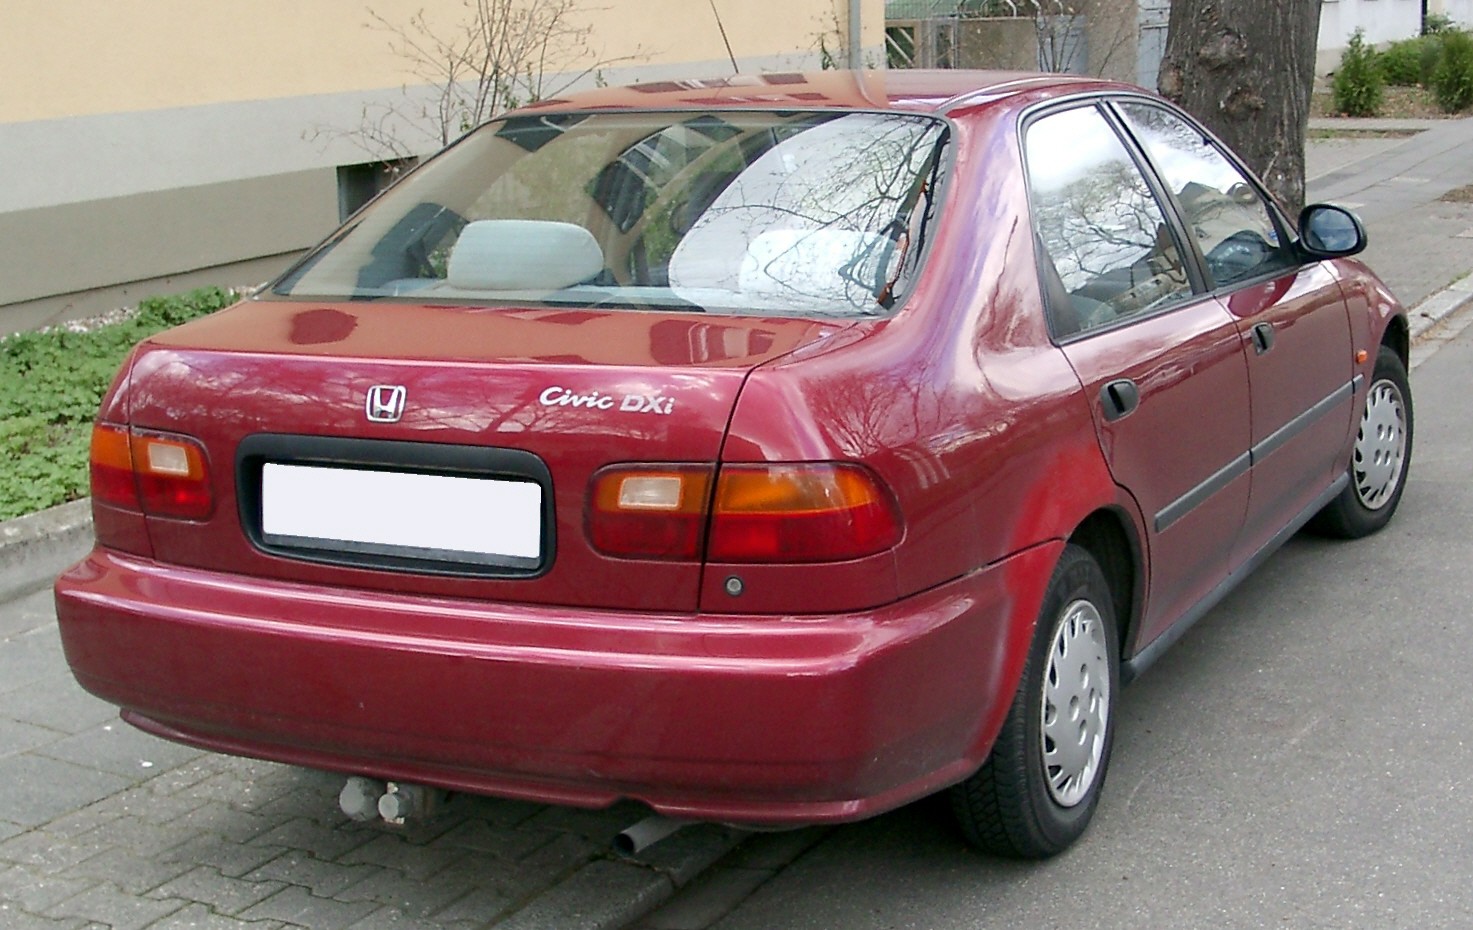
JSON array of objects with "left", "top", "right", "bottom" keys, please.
[
  {"left": 1251, "top": 321, "right": 1276, "bottom": 355},
  {"left": 1101, "top": 378, "right": 1139, "bottom": 422}
]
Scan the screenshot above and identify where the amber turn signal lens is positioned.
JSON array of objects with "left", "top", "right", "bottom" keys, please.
[{"left": 89, "top": 423, "right": 140, "bottom": 510}]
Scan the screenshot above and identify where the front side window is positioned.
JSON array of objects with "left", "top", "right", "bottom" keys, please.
[
  {"left": 1025, "top": 105, "right": 1193, "bottom": 338},
  {"left": 1116, "top": 102, "right": 1296, "bottom": 290},
  {"left": 274, "top": 111, "right": 949, "bottom": 318}
]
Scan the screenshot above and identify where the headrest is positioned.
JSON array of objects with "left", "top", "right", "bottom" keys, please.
[{"left": 446, "top": 220, "right": 603, "bottom": 290}]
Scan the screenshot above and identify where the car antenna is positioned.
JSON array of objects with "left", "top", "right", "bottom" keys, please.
[{"left": 708, "top": 0, "right": 740, "bottom": 74}]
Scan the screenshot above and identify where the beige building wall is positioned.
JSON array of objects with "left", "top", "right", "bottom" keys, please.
[{"left": 1, "top": 0, "right": 886, "bottom": 331}]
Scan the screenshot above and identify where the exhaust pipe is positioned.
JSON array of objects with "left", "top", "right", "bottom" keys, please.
[
  {"left": 377, "top": 781, "right": 446, "bottom": 824},
  {"left": 338, "top": 777, "right": 446, "bottom": 825},
  {"left": 613, "top": 815, "right": 688, "bottom": 855},
  {"left": 339, "top": 776, "right": 387, "bottom": 821}
]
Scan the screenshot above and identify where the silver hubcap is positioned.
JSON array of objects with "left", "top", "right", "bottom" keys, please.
[
  {"left": 1041, "top": 599, "right": 1110, "bottom": 808},
  {"left": 1353, "top": 377, "right": 1408, "bottom": 511}
]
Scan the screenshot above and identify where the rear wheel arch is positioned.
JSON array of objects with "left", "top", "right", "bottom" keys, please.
[{"left": 1068, "top": 509, "right": 1140, "bottom": 659}]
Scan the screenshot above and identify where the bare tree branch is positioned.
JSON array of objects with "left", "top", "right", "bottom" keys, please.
[{"left": 306, "top": 0, "right": 642, "bottom": 162}]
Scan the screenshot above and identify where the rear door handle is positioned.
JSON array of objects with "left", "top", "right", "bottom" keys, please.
[
  {"left": 1251, "top": 321, "right": 1276, "bottom": 355},
  {"left": 1101, "top": 378, "right": 1139, "bottom": 422}
]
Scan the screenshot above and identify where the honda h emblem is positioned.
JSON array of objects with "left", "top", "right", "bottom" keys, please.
[{"left": 365, "top": 385, "right": 407, "bottom": 423}]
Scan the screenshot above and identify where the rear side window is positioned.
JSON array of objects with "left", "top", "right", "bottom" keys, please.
[
  {"left": 1115, "top": 102, "right": 1296, "bottom": 290},
  {"left": 273, "top": 111, "right": 949, "bottom": 319},
  {"left": 1025, "top": 105, "right": 1193, "bottom": 339}
]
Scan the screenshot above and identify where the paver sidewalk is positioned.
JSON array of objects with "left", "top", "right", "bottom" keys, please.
[
  {"left": 1307, "top": 115, "right": 1473, "bottom": 311},
  {"left": 0, "top": 581, "right": 741, "bottom": 929}
]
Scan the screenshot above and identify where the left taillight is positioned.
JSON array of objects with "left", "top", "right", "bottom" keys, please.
[{"left": 90, "top": 423, "right": 213, "bottom": 520}]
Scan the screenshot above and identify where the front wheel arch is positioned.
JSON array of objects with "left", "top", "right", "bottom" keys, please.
[{"left": 1308, "top": 344, "right": 1412, "bottom": 538}]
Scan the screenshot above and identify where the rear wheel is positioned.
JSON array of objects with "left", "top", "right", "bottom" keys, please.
[
  {"left": 950, "top": 544, "right": 1118, "bottom": 858},
  {"left": 1309, "top": 345, "right": 1412, "bottom": 538}
]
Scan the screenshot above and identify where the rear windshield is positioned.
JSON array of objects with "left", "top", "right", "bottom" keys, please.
[{"left": 273, "top": 110, "right": 950, "bottom": 317}]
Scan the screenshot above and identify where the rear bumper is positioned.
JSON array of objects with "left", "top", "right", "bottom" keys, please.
[{"left": 54, "top": 544, "right": 1057, "bottom": 825}]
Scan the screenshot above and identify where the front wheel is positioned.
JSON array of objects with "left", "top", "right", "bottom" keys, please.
[
  {"left": 950, "top": 544, "right": 1119, "bottom": 858},
  {"left": 1309, "top": 345, "right": 1413, "bottom": 538}
]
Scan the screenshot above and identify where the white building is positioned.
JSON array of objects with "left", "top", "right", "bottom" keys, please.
[{"left": 1320, "top": 0, "right": 1473, "bottom": 70}]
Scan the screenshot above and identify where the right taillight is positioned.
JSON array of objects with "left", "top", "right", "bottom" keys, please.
[
  {"left": 708, "top": 463, "right": 902, "bottom": 563},
  {"left": 587, "top": 462, "right": 901, "bottom": 563},
  {"left": 89, "top": 423, "right": 140, "bottom": 511},
  {"left": 89, "top": 423, "right": 214, "bottom": 520}
]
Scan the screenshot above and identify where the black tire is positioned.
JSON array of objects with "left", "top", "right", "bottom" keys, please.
[
  {"left": 950, "top": 544, "right": 1119, "bottom": 858},
  {"left": 1309, "top": 345, "right": 1413, "bottom": 539}
]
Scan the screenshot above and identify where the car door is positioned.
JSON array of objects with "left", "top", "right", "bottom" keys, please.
[
  {"left": 1024, "top": 102, "right": 1252, "bottom": 650},
  {"left": 1113, "top": 101, "right": 1357, "bottom": 563}
]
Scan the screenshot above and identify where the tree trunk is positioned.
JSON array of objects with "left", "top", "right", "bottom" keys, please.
[{"left": 1157, "top": 0, "right": 1322, "bottom": 216}]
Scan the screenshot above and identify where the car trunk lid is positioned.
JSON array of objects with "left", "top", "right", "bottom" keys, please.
[{"left": 121, "top": 299, "right": 847, "bottom": 612}]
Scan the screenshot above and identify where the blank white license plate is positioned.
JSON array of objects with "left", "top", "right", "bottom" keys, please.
[{"left": 261, "top": 463, "right": 542, "bottom": 564}]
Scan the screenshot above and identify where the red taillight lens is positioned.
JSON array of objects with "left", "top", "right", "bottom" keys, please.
[
  {"left": 588, "top": 466, "right": 712, "bottom": 559},
  {"left": 89, "top": 424, "right": 213, "bottom": 520},
  {"left": 708, "top": 464, "right": 902, "bottom": 563}
]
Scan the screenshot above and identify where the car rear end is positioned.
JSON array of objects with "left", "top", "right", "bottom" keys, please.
[{"left": 55, "top": 99, "right": 1045, "bottom": 824}]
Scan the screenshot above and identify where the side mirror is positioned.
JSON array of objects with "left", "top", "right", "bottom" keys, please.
[{"left": 1298, "top": 203, "right": 1367, "bottom": 258}]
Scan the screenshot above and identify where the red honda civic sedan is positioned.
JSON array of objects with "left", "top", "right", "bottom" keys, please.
[{"left": 55, "top": 70, "right": 1411, "bottom": 858}]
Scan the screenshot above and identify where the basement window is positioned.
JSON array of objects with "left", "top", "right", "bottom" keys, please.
[{"left": 337, "top": 159, "right": 418, "bottom": 221}]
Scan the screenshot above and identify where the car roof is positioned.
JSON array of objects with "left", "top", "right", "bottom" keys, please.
[{"left": 508, "top": 69, "right": 1137, "bottom": 118}]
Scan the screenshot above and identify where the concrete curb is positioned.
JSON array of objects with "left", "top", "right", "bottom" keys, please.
[
  {"left": 1409, "top": 272, "right": 1473, "bottom": 341},
  {"left": 3, "top": 274, "right": 1472, "bottom": 603},
  {"left": 1308, "top": 117, "right": 1447, "bottom": 133},
  {"left": 0, "top": 497, "right": 93, "bottom": 603}
]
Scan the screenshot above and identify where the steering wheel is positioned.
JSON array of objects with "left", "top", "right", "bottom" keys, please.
[{"left": 1204, "top": 230, "right": 1274, "bottom": 285}]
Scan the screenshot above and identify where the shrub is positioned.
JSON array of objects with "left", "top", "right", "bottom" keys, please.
[
  {"left": 1380, "top": 36, "right": 1431, "bottom": 86},
  {"left": 1333, "top": 29, "right": 1384, "bottom": 116},
  {"left": 1432, "top": 29, "right": 1473, "bottom": 112},
  {"left": 1421, "top": 31, "right": 1450, "bottom": 84},
  {"left": 1424, "top": 12, "right": 1457, "bottom": 35},
  {"left": 0, "top": 286, "right": 236, "bottom": 520}
]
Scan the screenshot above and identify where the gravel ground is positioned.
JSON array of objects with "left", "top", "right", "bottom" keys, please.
[
  {"left": 4, "top": 283, "right": 261, "bottom": 341},
  {"left": 1314, "top": 84, "right": 1466, "bottom": 119}
]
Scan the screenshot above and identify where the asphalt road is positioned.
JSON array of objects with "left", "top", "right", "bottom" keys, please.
[{"left": 645, "top": 314, "right": 1473, "bottom": 930}]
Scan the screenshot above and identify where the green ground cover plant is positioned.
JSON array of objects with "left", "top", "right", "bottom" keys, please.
[{"left": 0, "top": 286, "right": 237, "bottom": 520}]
